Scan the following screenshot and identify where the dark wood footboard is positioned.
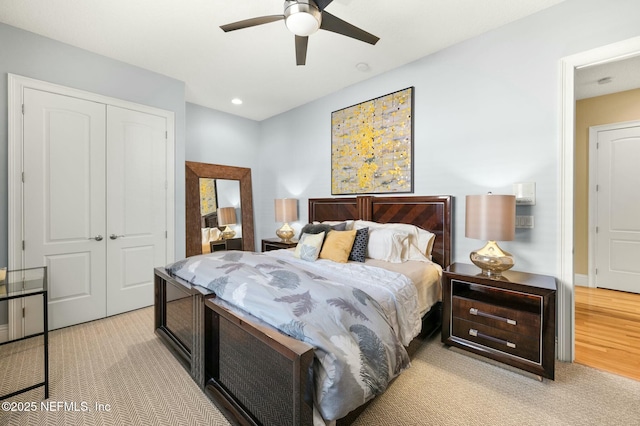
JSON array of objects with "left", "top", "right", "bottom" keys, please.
[
  {"left": 154, "top": 267, "right": 213, "bottom": 387},
  {"left": 203, "top": 297, "right": 315, "bottom": 426}
]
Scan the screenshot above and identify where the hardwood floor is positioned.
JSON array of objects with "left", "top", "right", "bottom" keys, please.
[{"left": 574, "top": 286, "right": 640, "bottom": 381}]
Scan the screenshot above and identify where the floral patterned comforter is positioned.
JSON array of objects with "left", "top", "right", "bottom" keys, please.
[{"left": 166, "top": 251, "right": 414, "bottom": 421}]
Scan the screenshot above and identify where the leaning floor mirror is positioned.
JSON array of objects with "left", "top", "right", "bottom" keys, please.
[{"left": 185, "top": 161, "right": 255, "bottom": 257}]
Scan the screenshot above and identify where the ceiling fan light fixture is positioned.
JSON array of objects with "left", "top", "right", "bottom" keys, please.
[{"left": 284, "top": 0, "right": 322, "bottom": 36}]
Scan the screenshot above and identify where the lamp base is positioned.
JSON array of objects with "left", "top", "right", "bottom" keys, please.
[
  {"left": 276, "top": 223, "right": 295, "bottom": 243},
  {"left": 221, "top": 226, "right": 236, "bottom": 240},
  {"left": 470, "top": 240, "right": 514, "bottom": 278}
]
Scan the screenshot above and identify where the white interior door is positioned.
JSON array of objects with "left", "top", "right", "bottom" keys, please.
[
  {"left": 595, "top": 123, "right": 640, "bottom": 293},
  {"left": 23, "top": 88, "right": 107, "bottom": 330},
  {"left": 106, "top": 106, "right": 167, "bottom": 316}
]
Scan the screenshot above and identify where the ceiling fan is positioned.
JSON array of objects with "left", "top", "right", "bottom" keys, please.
[{"left": 220, "top": 0, "right": 379, "bottom": 66}]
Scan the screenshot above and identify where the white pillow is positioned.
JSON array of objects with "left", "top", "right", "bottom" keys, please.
[
  {"left": 209, "top": 227, "right": 222, "bottom": 242},
  {"left": 424, "top": 232, "right": 436, "bottom": 260},
  {"left": 365, "top": 228, "right": 409, "bottom": 263},
  {"left": 294, "top": 232, "right": 326, "bottom": 262},
  {"left": 201, "top": 228, "right": 211, "bottom": 245},
  {"left": 201, "top": 228, "right": 211, "bottom": 253},
  {"left": 355, "top": 220, "right": 435, "bottom": 261}
]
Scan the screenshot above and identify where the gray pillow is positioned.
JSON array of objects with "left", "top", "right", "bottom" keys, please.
[
  {"left": 329, "top": 222, "right": 347, "bottom": 231},
  {"left": 298, "top": 222, "right": 345, "bottom": 239}
]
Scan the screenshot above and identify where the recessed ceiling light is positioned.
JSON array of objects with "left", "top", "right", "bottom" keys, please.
[
  {"left": 231, "top": 98, "right": 243, "bottom": 105},
  {"left": 356, "top": 62, "right": 370, "bottom": 72}
]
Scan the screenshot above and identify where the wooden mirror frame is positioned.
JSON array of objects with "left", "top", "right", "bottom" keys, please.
[{"left": 185, "top": 161, "right": 254, "bottom": 257}]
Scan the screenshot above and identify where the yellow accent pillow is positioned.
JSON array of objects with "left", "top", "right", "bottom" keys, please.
[{"left": 319, "top": 229, "right": 357, "bottom": 263}]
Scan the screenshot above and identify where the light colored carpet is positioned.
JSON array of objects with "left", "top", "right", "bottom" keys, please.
[
  {"left": 353, "top": 333, "right": 640, "bottom": 425},
  {"left": 0, "top": 307, "right": 230, "bottom": 426},
  {"left": 2, "top": 307, "right": 640, "bottom": 425}
]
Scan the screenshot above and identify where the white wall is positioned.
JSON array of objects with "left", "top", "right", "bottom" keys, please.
[
  {"left": 185, "top": 103, "right": 261, "bottom": 248},
  {"left": 185, "top": 103, "right": 260, "bottom": 169},
  {"left": 256, "top": 0, "right": 640, "bottom": 277}
]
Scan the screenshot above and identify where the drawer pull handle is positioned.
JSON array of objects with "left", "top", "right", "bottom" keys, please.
[
  {"left": 469, "top": 328, "right": 517, "bottom": 349},
  {"left": 469, "top": 307, "right": 517, "bottom": 326}
]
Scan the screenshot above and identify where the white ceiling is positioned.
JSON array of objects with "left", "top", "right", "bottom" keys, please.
[{"left": 0, "top": 0, "right": 568, "bottom": 121}]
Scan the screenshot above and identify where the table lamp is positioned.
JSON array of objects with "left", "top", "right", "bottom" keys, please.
[
  {"left": 465, "top": 194, "right": 516, "bottom": 278},
  {"left": 217, "top": 207, "right": 237, "bottom": 240},
  {"left": 275, "top": 198, "right": 298, "bottom": 243}
]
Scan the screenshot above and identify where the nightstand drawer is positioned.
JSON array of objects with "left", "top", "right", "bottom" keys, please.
[
  {"left": 452, "top": 296, "right": 540, "bottom": 338},
  {"left": 452, "top": 318, "right": 540, "bottom": 363}
]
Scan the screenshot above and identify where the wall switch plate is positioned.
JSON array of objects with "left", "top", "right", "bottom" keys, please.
[{"left": 516, "top": 215, "right": 534, "bottom": 228}]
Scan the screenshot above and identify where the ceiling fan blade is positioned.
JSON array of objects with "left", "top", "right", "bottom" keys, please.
[
  {"left": 295, "top": 35, "right": 308, "bottom": 66},
  {"left": 220, "top": 15, "right": 284, "bottom": 32},
  {"left": 314, "top": 0, "right": 334, "bottom": 11},
  {"left": 319, "top": 11, "right": 379, "bottom": 45}
]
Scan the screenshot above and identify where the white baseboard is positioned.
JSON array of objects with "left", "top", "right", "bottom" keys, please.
[
  {"left": 0, "top": 324, "right": 7, "bottom": 343},
  {"left": 574, "top": 274, "right": 590, "bottom": 287}
]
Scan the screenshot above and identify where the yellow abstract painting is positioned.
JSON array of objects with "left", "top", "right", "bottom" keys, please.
[
  {"left": 200, "top": 178, "right": 217, "bottom": 216},
  {"left": 331, "top": 87, "right": 413, "bottom": 195}
]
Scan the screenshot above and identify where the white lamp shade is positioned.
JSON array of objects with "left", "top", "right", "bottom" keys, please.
[
  {"left": 465, "top": 194, "right": 515, "bottom": 241},
  {"left": 275, "top": 198, "right": 298, "bottom": 222},
  {"left": 217, "top": 207, "right": 237, "bottom": 226}
]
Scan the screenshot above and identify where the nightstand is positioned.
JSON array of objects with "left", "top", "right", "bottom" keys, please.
[
  {"left": 262, "top": 238, "right": 298, "bottom": 252},
  {"left": 210, "top": 238, "right": 243, "bottom": 252},
  {"left": 442, "top": 263, "right": 556, "bottom": 380}
]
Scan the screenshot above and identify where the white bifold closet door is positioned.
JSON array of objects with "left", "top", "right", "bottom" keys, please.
[{"left": 22, "top": 88, "right": 167, "bottom": 330}]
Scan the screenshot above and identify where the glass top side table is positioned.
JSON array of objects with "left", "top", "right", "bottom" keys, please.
[{"left": 0, "top": 266, "right": 49, "bottom": 400}]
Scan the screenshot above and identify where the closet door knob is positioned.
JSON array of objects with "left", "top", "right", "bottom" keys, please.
[
  {"left": 89, "top": 235, "right": 103, "bottom": 241},
  {"left": 109, "top": 234, "right": 125, "bottom": 240}
]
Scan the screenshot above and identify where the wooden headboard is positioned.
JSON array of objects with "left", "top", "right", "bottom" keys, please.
[{"left": 309, "top": 195, "right": 453, "bottom": 268}]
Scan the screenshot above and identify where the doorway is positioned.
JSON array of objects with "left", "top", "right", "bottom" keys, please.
[
  {"left": 560, "top": 37, "right": 640, "bottom": 368},
  {"left": 575, "top": 89, "right": 640, "bottom": 381}
]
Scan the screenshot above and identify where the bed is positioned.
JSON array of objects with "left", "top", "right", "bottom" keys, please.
[{"left": 154, "top": 195, "right": 452, "bottom": 425}]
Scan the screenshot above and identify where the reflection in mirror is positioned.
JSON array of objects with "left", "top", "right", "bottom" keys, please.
[
  {"left": 186, "top": 162, "right": 254, "bottom": 257},
  {"left": 200, "top": 179, "right": 242, "bottom": 253},
  {"left": 199, "top": 178, "right": 218, "bottom": 240},
  {"left": 200, "top": 178, "right": 218, "bottom": 218}
]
